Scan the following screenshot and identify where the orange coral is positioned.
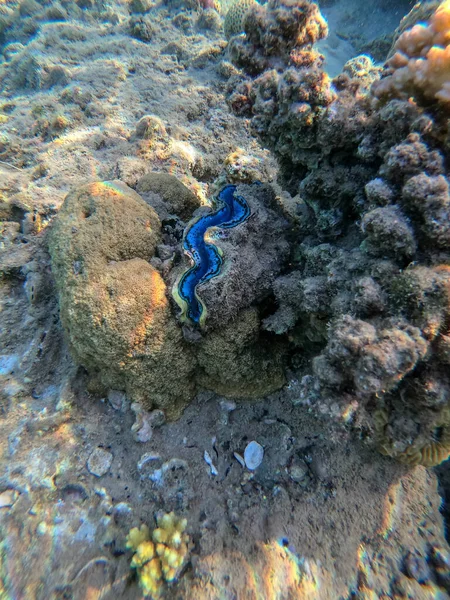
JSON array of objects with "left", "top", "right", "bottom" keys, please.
[{"left": 373, "top": 0, "right": 450, "bottom": 107}]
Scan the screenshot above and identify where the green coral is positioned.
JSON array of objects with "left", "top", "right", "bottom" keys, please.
[{"left": 126, "top": 513, "right": 189, "bottom": 598}]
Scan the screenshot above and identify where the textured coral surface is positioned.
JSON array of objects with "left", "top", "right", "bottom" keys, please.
[
  {"left": 373, "top": 0, "right": 450, "bottom": 107},
  {"left": 48, "top": 180, "right": 197, "bottom": 420},
  {"left": 228, "top": 0, "right": 450, "bottom": 467},
  {"left": 48, "top": 178, "right": 289, "bottom": 414}
]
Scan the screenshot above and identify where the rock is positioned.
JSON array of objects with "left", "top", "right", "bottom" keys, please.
[
  {"left": 0, "top": 489, "right": 18, "bottom": 508},
  {"left": 244, "top": 441, "right": 264, "bottom": 470},
  {"left": 87, "top": 448, "right": 113, "bottom": 477},
  {"left": 131, "top": 405, "right": 166, "bottom": 442},
  {"left": 148, "top": 409, "right": 166, "bottom": 428},
  {"left": 107, "top": 390, "right": 127, "bottom": 411},
  {"left": 131, "top": 402, "right": 153, "bottom": 443},
  {"left": 136, "top": 172, "right": 201, "bottom": 221},
  {"left": 218, "top": 399, "right": 236, "bottom": 425},
  {"left": 288, "top": 460, "right": 309, "bottom": 483}
]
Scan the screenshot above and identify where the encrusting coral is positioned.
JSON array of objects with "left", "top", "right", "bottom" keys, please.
[
  {"left": 373, "top": 0, "right": 450, "bottom": 107},
  {"left": 126, "top": 512, "right": 189, "bottom": 598},
  {"left": 227, "top": 0, "right": 335, "bottom": 180}
]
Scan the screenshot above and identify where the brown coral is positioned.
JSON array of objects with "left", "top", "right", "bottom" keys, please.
[{"left": 48, "top": 180, "right": 197, "bottom": 420}]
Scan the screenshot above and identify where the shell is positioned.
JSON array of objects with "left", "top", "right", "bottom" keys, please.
[
  {"left": 204, "top": 450, "right": 218, "bottom": 476},
  {"left": 244, "top": 441, "right": 264, "bottom": 470},
  {"left": 234, "top": 452, "right": 245, "bottom": 467}
]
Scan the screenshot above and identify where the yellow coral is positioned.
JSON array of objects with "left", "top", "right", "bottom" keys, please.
[
  {"left": 153, "top": 512, "right": 189, "bottom": 582},
  {"left": 373, "top": 0, "right": 450, "bottom": 107},
  {"left": 126, "top": 524, "right": 150, "bottom": 551},
  {"left": 127, "top": 513, "right": 189, "bottom": 598},
  {"left": 131, "top": 541, "right": 156, "bottom": 568},
  {"left": 139, "top": 558, "right": 163, "bottom": 598},
  {"left": 224, "top": 0, "right": 258, "bottom": 39}
]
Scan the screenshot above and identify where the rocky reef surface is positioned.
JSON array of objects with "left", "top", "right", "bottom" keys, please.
[
  {"left": 2, "top": 0, "right": 450, "bottom": 598},
  {"left": 227, "top": 0, "right": 450, "bottom": 470}
]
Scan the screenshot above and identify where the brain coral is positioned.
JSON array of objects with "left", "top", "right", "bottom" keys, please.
[
  {"left": 224, "top": 0, "right": 258, "bottom": 39},
  {"left": 373, "top": 0, "right": 450, "bottom": 107},
  {"left": 48, "top": 181, "right": 196, "bottom": 420}
]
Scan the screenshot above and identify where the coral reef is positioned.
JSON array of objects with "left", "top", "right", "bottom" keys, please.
[
  {"left": 227, "top": 0, "right": 335, "bottom": 181},
  {"left": 373, "top": 0, "right": 450, "bottom": 107},
  {"left": 48, "top": 179, "right": 290, "bottom": 417},
  {"left": 127, "top": 512, "right": 189, "bottom": 598},
  {"left": 228, "top": 0, "right": 450, "bottom": 465}
]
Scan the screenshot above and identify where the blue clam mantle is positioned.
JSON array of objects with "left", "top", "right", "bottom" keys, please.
[{"left": 172, "top": 184, "right": 251, "bottom": 326}]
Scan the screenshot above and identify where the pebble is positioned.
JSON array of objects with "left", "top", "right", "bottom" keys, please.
[
  {"left": 87, "top": 448, "right": 113, "bottom": 477},
  {"left": 131, "top": 405, "right": 166, "bottom": 443},
  {"left": 0, "top": 354, "right": 19, "bottom": 376},
  {"left": 288, "top": 460, "right": 309, "bottom": 483},
  {"left": 130, "top": 403, "right": 153, "bottom": 443},
  {"left": 107, "top": 390, "right": 127, "bottom": 411},
  {"left": 36, "top": 521, "right": 49, "bottom": 535},
  {"left": 114, "top": 502, "right": 132, "bottom": 515},
  {"left": 148, "top": 409, "right": 165, "bottom": 428},
  {"left": 219, "top": 399, "right": 236, "bottom": 425},
  {"left": 244, "top": 441, "right": 264, "bottom": 470},
  {"left": 0, "top": 489, "right": 18, "bottom": 508}
]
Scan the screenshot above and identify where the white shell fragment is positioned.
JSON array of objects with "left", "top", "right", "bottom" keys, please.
[
  {"left": 234, "top": 452, "right": 245, "bottom": 467},
  {"left": 244, "top": 441, "right": 264, "bottom": 470},
  {"left": 204, "top": 450, "right": 218, "bottom": 476},
  {"left": 137, "top": 452, "right": 161, "bottom": 472}
]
